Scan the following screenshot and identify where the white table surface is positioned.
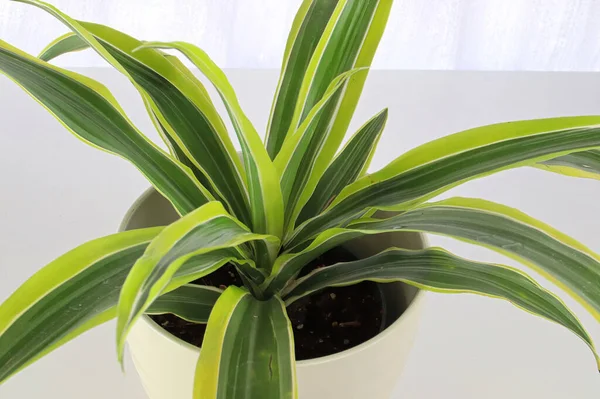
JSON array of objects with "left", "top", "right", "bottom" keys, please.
[{"left": 0, "top": 69, "right": 599, "bottom": 398}]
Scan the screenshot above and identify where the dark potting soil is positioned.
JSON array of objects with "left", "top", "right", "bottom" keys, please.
[
  {"left": 150, "top": 264, "right": 244, "bottom": 347},
  {"left": 150, "top": 247, "right": 385, "bottom": 360}
]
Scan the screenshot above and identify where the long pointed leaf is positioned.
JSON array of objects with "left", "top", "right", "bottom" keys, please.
[
  {"left": 194, "top": 286, "right": 297, "bottom": 399},
  {"left": 116, "top": 202, "right": 279, "bottom": 361},
  {"left": 289, "top": 0, "right": 391, "bottom": 149},
  {"left": 267, "top": 0, "right": 392, "bottom": 163},
  {"left": 91, "top": 29, "right": 250, "bottom": 223},
  {"left": 267, "top": 219, "right": 426, "bottom": 295},
  {"left": 273, "top": 68, "right": 365, "bottom": 229},
  {"left": 296, "top": 108, "right": 388, "bottom": 225},
  {"left": 138, "top": 41, "right": 285, "bottom": 242},
  {"left": 0, "top": 40, "right": 211, "bottom": 215},
  {"left": 314, "top": 0, "right": 394, "bottom": 174},
  {"left": 88, "top": 30, "right": 250, "bottom": 219},
  {"left": 265, "top": 0, "right": 339, "bottom": 158},
  {"left": 38, "top": 31, "right": 88, "bottom": 61},
  {"left": 37, "top": 33, "right": 600, "bottom": 186},
  {"left": 283, "top": 247, "right": 599, "bottom": 368},
  {"left": 168, "top": 248, "right": 267, "bottom": 293},
  {"left": 287, "top": 117, "right": 600, "bottom": 247},
  {"left": 272, "top": 0, "right": 394, "bottom": 230},
  {"left": 144, "top": 101, "right": 215, "bottom": 192},
  {"left": 17, "top": 0, "right": 250, "bottom": 223},
  {"left": 265, "top": 228, "right": 363, "bottom": 295},
  {"left": 537, "top": 149, "right": 600, "bottom": 180},
  {"left": 146, "top": 284, "right": 221, "bottom": 324},
  {"left": 351, "top": 197, "right": 600, "bottom": 321},
  {"left": 0, "top": 228, "right": 161, "bottom": 384}
]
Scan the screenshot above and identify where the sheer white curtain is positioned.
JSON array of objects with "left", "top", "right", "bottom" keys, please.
[{"left": 1, "top": 0, "right": 599, "bottom": 70}]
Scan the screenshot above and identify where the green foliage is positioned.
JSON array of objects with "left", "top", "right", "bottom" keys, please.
[{"left": 0, "top": 0, "right": 599, "bottom": 397}]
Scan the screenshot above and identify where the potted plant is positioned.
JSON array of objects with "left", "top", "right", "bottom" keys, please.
[{"left": 0, "top": 0, "right": 599, "bottom": 398}]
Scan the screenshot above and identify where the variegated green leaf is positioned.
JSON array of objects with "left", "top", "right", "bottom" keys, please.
[
  {"left": 283, "top": 247, "right": 599, "bottom": 368},
  {"left": 269, "top": 0, "right": 394, "bottom": 230},
  {"left": 287, "top": 0, "right": 392, "bottom": 158},
  {"left": 142, "top": 99, "right": 221, "bottom": 200},
  {"left": 168, "top": 247, "right": 268, "bottom": 293},
  {"left": 266, "top": 216, "right": 421, "bottom": 295},
  {"left": 296, "top": 108, "right": 388, "bottom": 225},
  {"left": 38, "top": 31, "right": 88, "bottom": 61},
  {"left": 116, "top": 202, "right": 280, "bottom": 361},
  {"left": 137, "top": 41, "right": 285, "bottom": 242},
  {"left": 20, "top": 0, "right": 250, "bottom": 224},
  {"left": 146, "top": 284, "right": 221, "bottom": 324},
  {"left": 274, "top": 68, "right": 365, "bottom": 230},
  {"left": 194, "top": 286, "right": 297, "bottom": 399},
  {"left": 265, "top": 228, "right": 363, "bottom": 295},
  {"left": 140, "top": 51, "right": 234, "bottom": 200},
  {"left": 0, "top": 39, "right": 212, "bottom": 215},
  {"left": 537, "top": 149, "right": 600, "bottom": 180},
  {"left": 287, "top": 117, "right": 600, "bottom": 247},
  {"left": 0, "top": 228, "right": 162, "bottom": 384},
  {"left": 37, "top": 32, "right": 600, "bottom": 187},
  {"left": 351, "top": 197, "right": 600, "bottom": 321},
  {"left": 265, "top": 0, "right": 339, "bottom": 158}
]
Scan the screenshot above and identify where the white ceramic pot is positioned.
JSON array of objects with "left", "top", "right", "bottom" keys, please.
[{"left": 121, "top": 188, "right": 426, "bottom": 399}]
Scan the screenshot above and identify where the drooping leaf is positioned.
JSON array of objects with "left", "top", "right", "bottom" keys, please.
[
  {"left": 264, "top": 228, "right": 363, "bottom": 295},
  {"left": 144, "top": 101, "right": 216, "bottom": 194},
  {"left": 0, "top": 228, "right": 161, "bottom": 383},
  {"left": 116, "top": 202, "right": 280, "bottom": 361},
  {"left": 21, "top": 0, "right": 250, "bottom": 223},
  {"left": 296, "top": 108, "right": 388, "bottom": 225},
  {"left": 168, "top": 247, "right": 268, "bottom": 294},
  {"left": 351, "top": 197, "right": 600, "bottom": 321},
  {"left": 0, "top": 39, "right": 211, "bottom": 215},
  {"left": 283, "top": 247, "right": 599, "bottom": 368},
  {"left": 94, "top": 36, "right": 251, "bottom": 222},
  {"left": 537, "top": 149, "right": 600, "bottom": 180},
  {"left": 146, "top": 284, "right": 222, "bottom": 324},
  {"left": 266, "top": 215, "right": 424, "bottom": 295},
  {"left": 194, "top": 286, "right": 297, "bottom": 399},
  {"left": 137, "top": 41, "right": 285, "bottom": 242},
  {"left": 38, "top": 31, "right": 88, "bottom": 61},
  {"left": 287, "top": 117, "right": 600, "bottom": 247}
]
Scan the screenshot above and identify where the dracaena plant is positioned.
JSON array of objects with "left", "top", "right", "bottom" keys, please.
[{"left": 0, "top": 0, "right": 599, "bottom": 397}]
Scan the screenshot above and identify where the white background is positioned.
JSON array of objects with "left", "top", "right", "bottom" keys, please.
[
  {"left": 0, "top": 68, "right": 599, "bottom": 398},
  {"left": 2, "top": 0, "right": 600, "bottom": 71},
  {"left": 1, "top": 0, "right": 600, "bottom": 397}
]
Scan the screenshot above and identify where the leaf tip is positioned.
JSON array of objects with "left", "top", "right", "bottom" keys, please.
[
  {"left": 116, "top": 337, "right": 127, "bottom": 371},
  {"left": 131, "top": 45, "right": 145, "bottom": 53},
  {"left": 115, "top": 318, "right": 129, "bottom": 369}
]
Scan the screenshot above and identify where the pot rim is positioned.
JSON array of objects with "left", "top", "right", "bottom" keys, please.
[{"left": 123, "top": 187, "right": 426, "bottom": 366}]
